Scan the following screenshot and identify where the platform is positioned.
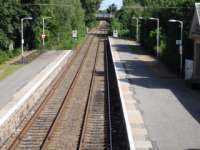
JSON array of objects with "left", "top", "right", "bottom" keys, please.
[
  {"left": 109, "top": 37, "right": 200, "bottom": 150},
  {"left": 0, "top": 50, "right": 72, "bottom": 147}
]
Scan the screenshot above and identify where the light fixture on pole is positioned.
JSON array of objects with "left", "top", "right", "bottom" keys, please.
[
  {"left": 132, "top": 17, "right": 139, "bottom": 42},
  {"left": 168, "top": 19, "right": 183, "bottom": 74},
  {"left": 42, "top": 17, "right": 52, "bottom": 47},
  {"left": 149, "top": 17, "right": 160, "bottom": 57},
  {"left": 21, "top": 17, "right": 33, "bottom": 64}
]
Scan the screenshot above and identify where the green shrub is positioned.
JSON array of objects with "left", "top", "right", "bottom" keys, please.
[
  {"left": 0, "top": 51, "right": 8, "bottom": 64},
  {"left": 13, "top": 48, "right": 21, "bottom": 56},
  {"left": 109, "top": 18, "right": 123, "bottom": 36},
  {"left": 119, "top": 0, "right": 197, "bottom": 72}
]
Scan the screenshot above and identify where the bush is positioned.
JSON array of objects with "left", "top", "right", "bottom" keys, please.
[
  {"left": 6, "top": 51, "right": 13, "bottom": 58},
  {"left": 109, "top": 18, "right": 123, "bottom": 36},
  {"left": 13, "top": 48, "right": 21, "bottom": 56},
  {"left": 0, "top": 51, "right": 8, "bottom": 64},
  {"left": 118, "top": 0, "right": 198, "bottom": 73}
]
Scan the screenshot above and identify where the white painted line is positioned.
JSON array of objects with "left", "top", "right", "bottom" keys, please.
[
  {"left": 0, "top": 50, "right": 72, "bottom": 126},
  {"left": 108, "top": 37, "right": 136, "bottom": 150}
]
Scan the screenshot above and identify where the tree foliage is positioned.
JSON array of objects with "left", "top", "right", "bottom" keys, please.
[
  {"left": 81, "top": 0, "right": 102, "bottom": 27},
  {"left": 0, "top": 0, "right": 102, "bottom": 63},
  {"left": 107, "top": 3, "right": 118, "bottom": 15},
  {"left": 116, "top": 0, "right": 198, "bottom": 72}
]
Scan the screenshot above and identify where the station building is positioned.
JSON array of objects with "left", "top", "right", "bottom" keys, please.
[{"left": 189, "top": 3, "right": 200, "bottom": 79}]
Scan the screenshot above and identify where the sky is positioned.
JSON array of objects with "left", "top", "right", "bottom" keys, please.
[{"left": 100, "top": 0, "right": 123, "bottom": 10}]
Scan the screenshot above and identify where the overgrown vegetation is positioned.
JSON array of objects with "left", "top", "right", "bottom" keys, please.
[
  {"left": 81, "top": 0, "right": 102, "bottom": 27},
  {"left": 0, "top": 0, "right": 101, "bottom": 64},
  {"left": 111, "top": 0, "right": 197, "bottom": 73}
]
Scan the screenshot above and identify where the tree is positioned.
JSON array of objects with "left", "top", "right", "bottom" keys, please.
[
  {"left": 116, "top": 0, "right": 198, "bottom": 72},
  {"left": 107, "top": 3, "right": 118, "bottom": 15},
  {"left": 0, "top": 0, "right": 90, "bottom": 51},
  {"left": 0, "top": 0, "right": 102, "bottom": 63},
  {"left": 80, "top": 0, "right": 102, "bottom": 27}
]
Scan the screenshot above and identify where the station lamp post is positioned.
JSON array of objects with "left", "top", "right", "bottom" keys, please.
[
  {"left": 138, "top": 17, "right": 144, "bottom": 42},
  {"left": 132, "top": 17, "right": 139, "bottom": 42},
  {"left": 149, "top": 17, "right": 160, "bottom": 57},
  {"left": 42, "top": 17, "right": 52, "bottom": 46},
  {"left": 21, "top": 17, "right": 33, "bottom": 64},
  {"left": 168, "top": 19, "right": 183, "bottom": 74}
]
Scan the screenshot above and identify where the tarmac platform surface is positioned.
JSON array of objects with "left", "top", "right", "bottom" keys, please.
[
  {"left": 0, "top": 51, "right": 67, "bottom": 110},
  {"left": 0, "top": 50, "right": 72, "bottom": 147},
  {"left": 109, "top": 37, "right": 200, "bottom": 150}
]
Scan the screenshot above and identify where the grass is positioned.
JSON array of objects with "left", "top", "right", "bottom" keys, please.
[
  {"left": 0, "top": 33, "right": 87, "bottom": 81},
  {"left": 0, "top": 50, "right": 43, "bottom": 81},
  {"left": 0, "top": 64, "right": 24, "bottom": 80},
  {"left": 75, "top": 35, "right": 87, "bottom": 49}
]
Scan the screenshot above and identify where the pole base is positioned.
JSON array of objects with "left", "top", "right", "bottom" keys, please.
[{"left": 21, "top": 56, "right": 27, "bottom": 64}]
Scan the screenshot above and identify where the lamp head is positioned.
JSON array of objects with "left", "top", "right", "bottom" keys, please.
[
  {"left": 21, "top": 17, "right": 33, "bottom": 21},
  {"left": 149, "top": 17, "right": 156, "bottom": 20},
  {"left": 168, "top": 19, "right": 177, "bottom": 22},
  {"left": 26, "top": 17, "right": 33, "bottom": 20}
]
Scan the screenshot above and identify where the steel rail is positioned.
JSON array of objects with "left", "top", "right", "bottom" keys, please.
[
  {"left": 40, "top": 34, "right": 97, "bottom": 149},
  {"left": 7, "top": 34, "right": 95, "bottom": 150},
  {"left": 77, "top": 38, "right": 101, "bottom": 150}
]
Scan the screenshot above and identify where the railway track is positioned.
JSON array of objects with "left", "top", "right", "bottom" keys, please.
[
  {"left": 7, "top": 23, "right": 112, "bottom": 150},
  {"left": 78, "top": 35, "right": 108, "bottom": 150},
  {"left": 7, "top": 33, "right": 95, "bottom": 149},
  {"left": 42, "top": 35, "right": 100, "bottom": 150}
]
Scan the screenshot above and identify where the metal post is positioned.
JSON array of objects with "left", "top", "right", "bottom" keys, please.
[
  {"left": 157, "top": 19, "right": 160, "bottom": 57},
  {"left": 136, "top": 18, "right": 139, "bottom": 42},
  {"left": 42, "top": 18, "right": 45, "bottom": 46},
  {"left": 180, "top": 21, "right": 183, "bottom": 74},
  {"left": 21, "top": 19, "right": 24, "bottom": 60},
  {"left": 20, "top": 17, "right": 32, "bottom": 64},
  {"left": 132, "top": 17, "right": 139, "bottom": 42},
  {"left": 42, "top": 17, "right": 52, "bottom": 47},
  {"left": 168, "top": 19, "right": 183, "bottom": 75},
  {"left": 138, "top": 17, "right": 143, "bottom": 42},
  {"left": 149, "top": 17, "right": 160, "bottom": 57}
]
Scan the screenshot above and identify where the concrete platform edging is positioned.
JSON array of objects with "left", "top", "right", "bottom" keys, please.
[
  {"left": 108, "top": 37, "right": 136, "bottom": 150},
  {"left": 0, "top": 50, "right": 72, "bottom": 147}
]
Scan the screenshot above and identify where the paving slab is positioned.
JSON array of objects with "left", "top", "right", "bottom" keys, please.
[{"left": 109, "top": 37, "right": 200, "bottom": 150}]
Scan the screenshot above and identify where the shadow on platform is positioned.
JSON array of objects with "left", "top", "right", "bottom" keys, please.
[{"left": 113, "top": 43, "right": 200, "bottom": 125}]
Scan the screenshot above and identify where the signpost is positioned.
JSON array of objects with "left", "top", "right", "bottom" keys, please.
[
  {"left": 72, "top": 30, "right": 78, "bottom": 40},
  {"left": 185, "top": 59, "right": 193, "bottom": 80},
  {"left": 113, "top": 30, "right": 118, "bottom": 38},
  {"left": 42, "top": 17, "right": 52, "bottom": 47},
  {"left": 42, "top": 34, "right": 46, "bottom": 39},
  {"left": 176, "top": 40, "right": 182, "bottom": 45}
]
